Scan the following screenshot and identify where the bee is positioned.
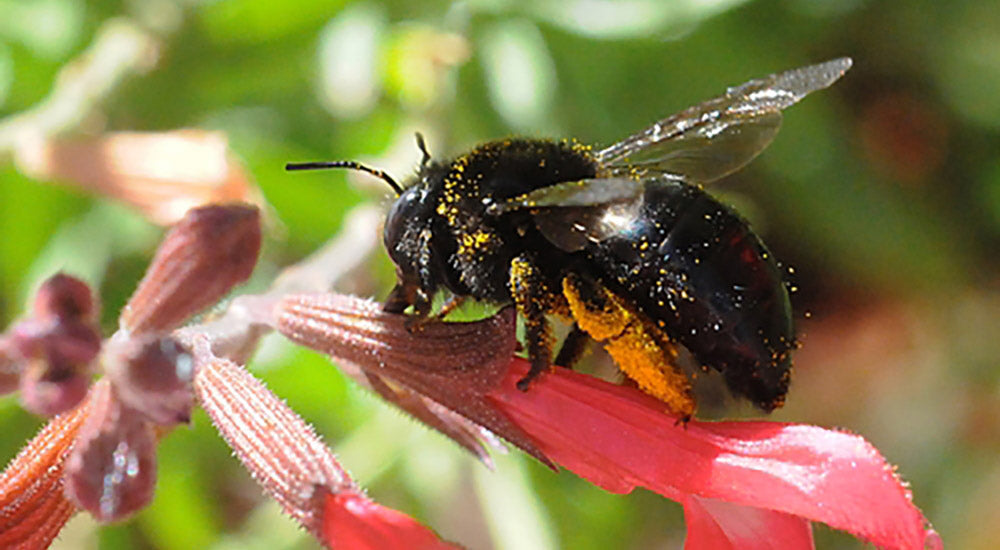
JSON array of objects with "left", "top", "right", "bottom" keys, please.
[{"left": 288, "top": 58, "right": 852, "bottom": 418}]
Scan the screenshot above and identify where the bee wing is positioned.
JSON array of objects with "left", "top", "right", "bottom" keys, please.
[
  {"left": 489, "top": 177, "right": 643, "bottom": 211},
  {"left": 489, "top": 176, "right": 647, "bottom": 252},
  {"left": 596, "top": 57, "right": 852, "bottom": 183}
]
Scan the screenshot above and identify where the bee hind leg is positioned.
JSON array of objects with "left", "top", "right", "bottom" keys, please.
[{"left": 509, "top": 255, "right": 556, "bottom": 391}]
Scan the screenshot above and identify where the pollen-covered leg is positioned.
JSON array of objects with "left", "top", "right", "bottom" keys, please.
[
  {"left": 554, "top": 324, "right": 590, "bottom": 369},
  {"left": 509, "top": 255, "right": 556, "bottom": 391},
  {"left": 562, "top": 273, "right": 695, "bottom": 418}
]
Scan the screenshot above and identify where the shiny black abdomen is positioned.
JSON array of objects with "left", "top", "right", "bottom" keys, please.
[{"left": 588, "top": 181, "right": 794, "bottom": 410}]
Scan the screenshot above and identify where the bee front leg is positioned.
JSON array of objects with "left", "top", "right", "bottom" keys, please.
[
  {"left": 384, "top": 226, "right": 436, "bottom": 324},
  {"left": 384, "top": 281, "right": 415, "bottom": 313},
  {"left": 509, "top": 255, "right": 555, "bottom": 391},
  {"left": 402, "top": 294, "right": 466, "bottom": 332},
  {"left": 434, "top": 295, "right": 466, "bottom": 320}
]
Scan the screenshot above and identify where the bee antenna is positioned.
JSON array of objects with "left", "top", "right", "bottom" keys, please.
[
  {"left": 285, "top": 160, "right": 403, "bottom": 196},
  {"left": 415, "top": 132, "right": 432, "bottom": 167}
]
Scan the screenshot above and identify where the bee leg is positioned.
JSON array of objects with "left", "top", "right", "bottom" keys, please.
[
  {"left": 403, "top": 291, "right": 433, "bottom": 332},
  {"left": 385, "top": 281, "right": 432, "bottom": 315},
  {"left": 384, "top": 282, "right": 415, "bottom": 313},
  {"left": 434, "top": 295, "right": 466, "bottom": 320},
  {"left": 509, "top": 255, "right": 555, "bottom": 391},
  {"left": 412, "top": 226, "right": 436, "bottom": 319},
  {"left": 554, "top": 324, "right": 590, "bottom": 369},
  {"left": 386, "top": 282, "right": 434, "bottom": 334},
  {"left": 517, "top": 310, "right": 553, "bottom": 391},
  {"left": 562, "top": 273, "right": 696, "bottom": 418},
  {"left": 385, "top": 226, "right": 436, "bottom": 329},
  {"left": 404, "top": 294, "right": 467, "bottom": 332}
]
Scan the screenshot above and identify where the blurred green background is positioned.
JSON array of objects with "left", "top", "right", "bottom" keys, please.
[{"left": 1, "top": 0, "right": 999, "bottom": 548}]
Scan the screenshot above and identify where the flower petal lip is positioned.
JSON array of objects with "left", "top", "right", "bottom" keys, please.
[
  {"left": 488, "top": 358, "right": 931, "bottom": 550},
  {"left": 104, "top": 333, "right": 195, "bottom": 425},
  {"left": 19, "top": 360, "right": 92, "bottom": 416},
  {"left": 11, "top": 315, "right": 101, "bottom": 416},
  {"left": 683, "top": 496, "right": 814, "bottom": 550},
  {"left": 323, "top": 491, "right": 462, "bottom": 550},
  {"left": 12, "top": 318, "right": 102, "bottom": 369}
]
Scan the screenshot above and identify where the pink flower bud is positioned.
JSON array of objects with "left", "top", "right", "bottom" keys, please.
[
  {"left": 120, "top": 203, "right": 261, "bottom": 334},
  {"left": 11, "top": 318, "right": 101, "bottom": 368},
  {"left": 19, "top": 360, "right": 91, "bottom": 416},
  {"left": 0, "top": 338, "right": 20, "bottom": 395},
  {"left": 33, "top": 273, "right": 97, "bottom": 322}
]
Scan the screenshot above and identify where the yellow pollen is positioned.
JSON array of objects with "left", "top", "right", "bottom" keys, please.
[{"left": 562, "top": 276, "right": 695, "bottom": 417}]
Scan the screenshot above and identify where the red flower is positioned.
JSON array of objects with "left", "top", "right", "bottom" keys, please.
[
  {"left": 1, "top": 204, "right": 940, "bottom": 549},
  {"left": 276, "top": 293, "right": 940, "bottom": 550}
]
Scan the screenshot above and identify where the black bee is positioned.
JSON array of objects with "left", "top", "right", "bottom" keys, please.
[{"left": 288, "top": 58, "right": 852, "bottom": 417}]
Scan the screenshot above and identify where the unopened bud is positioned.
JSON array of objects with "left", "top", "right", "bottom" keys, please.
[
  {"left": 0, "top": 338, "right": 21, "bottom": 394},
  {"left": 19, "top": 360, "right": 91, "bottom": 416},
  {"left": 120, "top": 204, "right": 261, "bottom": 334},
  {"left": 33, "top": 273, "right": 97, "bottom": 322}
]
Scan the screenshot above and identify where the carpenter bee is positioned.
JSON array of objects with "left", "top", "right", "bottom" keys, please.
[{"left": 288, "top": 58, "right": 852, "bottom": 418}]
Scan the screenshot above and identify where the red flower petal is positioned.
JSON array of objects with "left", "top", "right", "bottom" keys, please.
[
  {"left": 488, "top": 358, "right": 932, "bottom": 550},
  {"left": 683, "top": 496, "right": 813, "bottom": 550},
  {"left": 322, "top": 492, "right": 460, "bottom": 550}
]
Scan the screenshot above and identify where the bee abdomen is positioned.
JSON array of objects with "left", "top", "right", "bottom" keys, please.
[{"left": 592, "top": 182, "right": 794, "bottom": 410}]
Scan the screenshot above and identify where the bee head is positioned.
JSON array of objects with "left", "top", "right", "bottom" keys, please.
[{"left": 382, "top": 183, "right": 436, "bottom": 280}]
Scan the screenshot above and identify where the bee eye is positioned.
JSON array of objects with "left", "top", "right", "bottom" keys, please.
[{"left": 383, "top": 187, "right": 424, "bottom": 252}]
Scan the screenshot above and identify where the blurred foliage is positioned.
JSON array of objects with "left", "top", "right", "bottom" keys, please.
[{"left": 1, "top": 0, "right": 999, "bottom": 548}]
